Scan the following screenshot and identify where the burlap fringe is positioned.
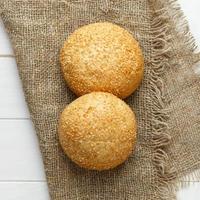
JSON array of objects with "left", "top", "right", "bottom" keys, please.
[
  {"left": 149, "top": 0, "right": 200, "bottom": 199},
  {"left": 149, "top": 0, "right": 176, "bottom": 199}
]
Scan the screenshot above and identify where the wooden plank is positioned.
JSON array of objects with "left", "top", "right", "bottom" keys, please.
[
  {"left": 0, "top": 182, "right": 50, "bottom": 200},
  {"left": 177, "top": 182, "right": 200, "bottom": 200},
  {"left": 0, "top": 19, "right": 14, "bottom": 56},
  {"left": 0, "top": 120, "right": 45, "bottom": 181},
  {"left": 0, "top": 58, "right": 29, "bottom": 118},
  {"left": 180, "top": 0, "right": 200, "bottom": 48}
]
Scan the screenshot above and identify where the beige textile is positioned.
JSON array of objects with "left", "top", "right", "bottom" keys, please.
[{"left": 0, "top": 0, "right": 200, "bottom": 199}]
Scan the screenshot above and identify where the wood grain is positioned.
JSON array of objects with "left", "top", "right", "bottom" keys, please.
[
  {"left": 0, "top": 58, "right": 29, "bottom": 118},
  {"left": 0, "top": 19, "right": 13, "bottom": 56},
  {"left": 0, "top": 182, "right": 50, "bottom": 200},
  {"left": 0, "top": 120, "right": 45, "bottom": 181}
]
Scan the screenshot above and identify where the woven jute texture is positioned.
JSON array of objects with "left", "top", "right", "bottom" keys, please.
[{"left": 1, "top": 0, "right": 200, "bottom": 199}]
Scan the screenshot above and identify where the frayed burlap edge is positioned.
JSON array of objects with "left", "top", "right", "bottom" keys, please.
[{"left": 149, "top": 0, "right": 200, "bottom": 199}]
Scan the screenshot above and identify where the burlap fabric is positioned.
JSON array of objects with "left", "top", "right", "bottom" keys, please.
[{"left": 1, "top": 0, "right": 200, "bottom": 199}]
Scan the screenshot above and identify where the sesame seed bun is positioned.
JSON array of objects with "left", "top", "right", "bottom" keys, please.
[
  {"left": 58, "top": 92, "right": 137, "bottom": 170},
  {"left": 60, "top": 22, "right": 144, "bottom": 99}
]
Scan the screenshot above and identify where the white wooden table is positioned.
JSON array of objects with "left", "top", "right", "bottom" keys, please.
[{"left": 0, "top": 0, "right": 199, "bottom": 199}]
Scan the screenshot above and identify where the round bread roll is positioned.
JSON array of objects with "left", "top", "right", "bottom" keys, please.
[
  {"left": 60, "top": 22, "right": 144, "bottom": 99},
  {"left": 58, "top": 92, "right": 137, "bottom": 170}
]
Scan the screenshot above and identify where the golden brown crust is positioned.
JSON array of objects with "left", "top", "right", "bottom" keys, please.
[
  {"left": 60, "top": 22, "right": 144, "bottom": 99},
  {"left": 58, "top": 92, "right": 137, "bottom": 170}
]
